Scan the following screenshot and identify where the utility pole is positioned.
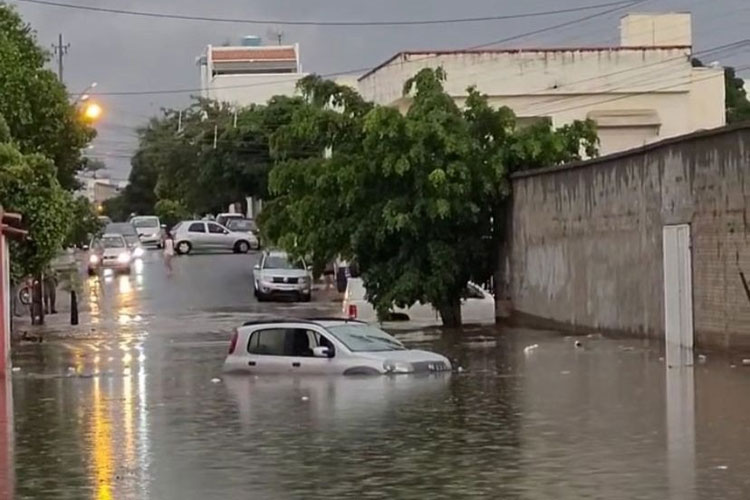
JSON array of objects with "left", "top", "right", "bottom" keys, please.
[{"left": 52, "top": 33, "right": 70, "bottom": 82}]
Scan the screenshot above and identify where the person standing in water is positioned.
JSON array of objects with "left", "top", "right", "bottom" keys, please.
[{"left": 163, "top": 231, "right": 175, "bottom": 275}]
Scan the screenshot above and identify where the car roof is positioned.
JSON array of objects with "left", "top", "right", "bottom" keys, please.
[
  {"left": 241, "top": 317, "right": 366, "bottom": 328},
  {"left": 101, "top": 233, "right": 125, "bottom": 238}
]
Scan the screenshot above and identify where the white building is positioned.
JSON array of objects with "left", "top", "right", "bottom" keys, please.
[
  {"left": 198, "top": 36, "right": 306, "bottom": 106},
  {"left": 357, "top": 13, "right": 725, "bottom": 156},
  {"left": 78, "top": 177, "right": 120, "bottom": 206}
]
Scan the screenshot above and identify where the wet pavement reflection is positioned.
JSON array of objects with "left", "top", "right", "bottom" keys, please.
[{"left": 7, "top": 250, "right": 750, "bottom": 498}]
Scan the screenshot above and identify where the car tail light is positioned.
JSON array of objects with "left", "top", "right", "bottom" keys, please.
[
  {"left": 228, "top": 329, "right": 238, "bottom": 354},
  {"left": 348, "top": 304, "right": 358, "bottom": 319}
]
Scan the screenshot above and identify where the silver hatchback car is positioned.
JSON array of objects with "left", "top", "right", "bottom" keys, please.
[
  {"left": 172, "top": 220, "right": 257, "bottom": 255},
  {"left": 253, "top": 250, "right": 312, "bottom": 302},
  {"left": 223, "top": 318, "right": 452, "bottom": 375}
]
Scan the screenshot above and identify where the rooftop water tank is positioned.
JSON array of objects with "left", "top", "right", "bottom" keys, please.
[{"left": 241, "top": 36, "right": 262, "bottom": 47}]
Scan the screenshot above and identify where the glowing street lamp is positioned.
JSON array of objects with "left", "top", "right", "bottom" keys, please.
[{"left": 83, "top": 102, "right": 103, "bottom": 121}]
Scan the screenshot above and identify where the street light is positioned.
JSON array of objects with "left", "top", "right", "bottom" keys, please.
[
  {"left": 83, "top": 102, "right": 102, "bottom": 121},
  {"left": 73, "top": 81, "right": 97, "bottom": 104}
]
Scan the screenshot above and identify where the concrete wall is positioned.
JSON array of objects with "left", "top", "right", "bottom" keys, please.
[{"left": 509, "top": 124, "right": 750, "bottom": 351}]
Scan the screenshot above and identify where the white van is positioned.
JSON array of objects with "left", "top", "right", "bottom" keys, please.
[{"left": 342, "top": 278, "right": 496, "bottom": 326}]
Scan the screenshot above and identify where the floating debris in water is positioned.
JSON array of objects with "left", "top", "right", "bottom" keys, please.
[
  {"left": 698, "top": 354, "right": 707, "bottom": 363},
  {"left": 574, "top": 340, "right": 583, "bottom": 349},
  {"left": 561, "top": 370, "right": 571, "bottom": 375},
  {"left": 301, "top": 396, "right": 309, "bottom": 401},
  {"left": 456, "top": 366, "right": 465, "bottom": 373},
  {"left": 742, "top": 359, "right": 750, "bottom": 366},
  {"left": 211, "top": 377, "right": 221, "bottom": 384},
  {"left": 715, "top": 465, "right": 729, "bottom": 470},
  {"left": 11, "top": 367, "right": 20, "bottom": 373},
  {"left": 523, "top": 344, "right": 539, "bottom": 354}
]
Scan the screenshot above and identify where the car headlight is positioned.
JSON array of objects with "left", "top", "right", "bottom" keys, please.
[
  {"left": 89, "top": 254, "right": 99, "bottom": 264},
  {"left": 383, "top": 361, "right": 414, "bottom": 374},
  {"left": 133, "top": 247, "right": 144, "bottom": 258},
  {"left": 117, "top": 252, "right": 131, "bottom": 263}
]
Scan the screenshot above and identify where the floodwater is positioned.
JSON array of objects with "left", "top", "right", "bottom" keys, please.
[{"left": 7, "top": 252, "right": 750, "bottom": 499}]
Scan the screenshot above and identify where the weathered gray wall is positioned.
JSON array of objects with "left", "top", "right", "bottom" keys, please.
[{"left": 509, "top": 124, "right": 750, "bottom": 350}]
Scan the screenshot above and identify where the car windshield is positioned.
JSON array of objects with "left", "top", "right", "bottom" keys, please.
[
  {"left": 132, "top": 218, "right": 159, "bottom": 228},
  {"left": 100, "top": 236, "right": 125, "bottom": 249},
  {"left": 326, "top": 324, "right": 406, "bottom": 352},
  {"left": 106, "top": 223, "right": 137, "bottom": 236},
  {"left": 227, "top": 219, "right": 256, "bottom": 231},
  {"left": 263, "top": 255, "right": 304, "bottom": 270}
]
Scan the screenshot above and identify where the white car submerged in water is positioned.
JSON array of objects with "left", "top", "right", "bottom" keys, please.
[
  {"left": 342, "top": 278, "right": 496, "bottom": 326},
  {"left": 223, "top": 318, "right": 452, "bottom": 375}
]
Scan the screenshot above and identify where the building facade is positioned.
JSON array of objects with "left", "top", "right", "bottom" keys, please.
[
  {"left": 358, "top": 13, "right": 725, "bottom": 156},
  {"left": 507, "top": 123, "right": 750, "bottom": 352},
  {"left": 198, "top": 37, "right": 306, "bottom": 106}
]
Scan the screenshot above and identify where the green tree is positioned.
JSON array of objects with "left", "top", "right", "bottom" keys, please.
[
  {"left": 0, "top": 4, "right": 95, "bottom": 189},
  {"left": 261, "top": 70, "right": 597, "bottom": 326},
  {"left": 154, "top": 199, "right": 189, "bottom": 229},
  {"left": 64, "top": 196, "right": 102, "bottom": 248},
  {"left": 0, "top": 143, "right": 73, "bottom": 282}
]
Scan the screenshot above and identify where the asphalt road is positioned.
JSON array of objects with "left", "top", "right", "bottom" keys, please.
[{"left": 8, "top": 248, "right": 750, "bottom": 499}]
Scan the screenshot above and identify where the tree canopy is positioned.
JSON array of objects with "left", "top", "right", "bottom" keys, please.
[
  {"left": 0, "top": 143, "right": 73, "bottom": 281},
  {"left": 260, "top": 69, "right": 598, "bottom": 326},
  {"left": 105, "top": 96, "right": 305, "bottom": 219},
  {"left": 0, "top": 4, "right": 95, "bottom": 189}
]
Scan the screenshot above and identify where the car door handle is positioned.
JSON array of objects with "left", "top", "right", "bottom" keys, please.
[
  {"left": 292, "top": 362, "right": 300, "bottom": 368},
  {"left": 248, "top": 361, "right": 256, "bottom": 366}
]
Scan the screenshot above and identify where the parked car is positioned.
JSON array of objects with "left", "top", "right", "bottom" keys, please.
[
  {"left": 342, "top": 278, "right": 495, "bottom": 326},
  {"left": 223, "top": 318, "right": 452, "bottom": 375},
  {"left": 87, "top": 233, "right": 132, "bottom": 275},
  {"left": 105, "top": 222, "right": 144, "bottom": 258},
  {"left": 226, "top": 218, "right": 260, "bottom": 249},
  {"left": 216, "top": 212, "right": 245, "bottom": 227},
  {"left": 253, "top": 250, "right": 312, "bottom": 302},
  {"left": 130, "top": 215, "right": 163, "bottom": 248},
  {"left": 172, "top": 220, "right": 255, "bottom": 255}
]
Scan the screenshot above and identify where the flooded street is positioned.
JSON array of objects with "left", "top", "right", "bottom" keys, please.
[{"left": 8, "top": 250, "right": 750, "bottom": 499}]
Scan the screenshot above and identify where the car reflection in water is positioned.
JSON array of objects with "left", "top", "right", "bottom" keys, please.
[{"left": 223, "top": 373, "right": 450, "bottom": 428}]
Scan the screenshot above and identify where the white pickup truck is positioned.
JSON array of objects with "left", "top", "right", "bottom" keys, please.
[{"left": 341, "top": 278, "right": 496, "bottom": 327}]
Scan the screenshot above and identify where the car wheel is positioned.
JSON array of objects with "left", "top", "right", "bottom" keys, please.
[
  {"left": 87, "top": 267, "right": 96, "bottom": 277},
  {"left": 300, "top": 293, "right": 311, "bottom": 303},
  {"left": 235, "top": 241, "right": 250, "bottom": 254},
  {"left": 256, "top": 291, "right": 267, "bottom": 302},
  {"left": 176, "top": 241, "right": 191, "bottom": 255}
]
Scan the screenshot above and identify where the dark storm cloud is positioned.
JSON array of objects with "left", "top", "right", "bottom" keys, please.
[{"left": 10, "top": 0, "right": 750, "bottom": 176}]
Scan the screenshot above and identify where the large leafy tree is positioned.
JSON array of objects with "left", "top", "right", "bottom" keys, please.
[
  {"left": 0, "top": 143, "right": 73, "bottom": 281},
  {"left": 0, "top": 4, "right": 95, "bottom": 189},
  {"left": 109, "top": 96, "right": 303, "bottom": 218},
  {"left": 261, "top": 69, "right": 597, "bottom": 326}
]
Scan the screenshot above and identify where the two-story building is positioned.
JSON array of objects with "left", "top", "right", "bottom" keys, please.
[
  {"left": 198, "top": 36, "right": 306, "bottom": 107},
  {"left": 357, "top": 13, "right": 725, "bottom": 155}
]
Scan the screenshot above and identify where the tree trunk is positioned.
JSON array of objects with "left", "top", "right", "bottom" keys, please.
[{"left": 438, "top": 298, "right": 462, "bottom": 328}]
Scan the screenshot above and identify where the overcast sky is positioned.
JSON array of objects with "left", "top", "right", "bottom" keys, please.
[{"left": 10, "top": 0, "right": 750, "bottom": 177}]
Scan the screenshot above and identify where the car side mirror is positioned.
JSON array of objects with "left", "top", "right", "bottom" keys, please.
[
  {"left": 253, "top": 264, "right": 260, "bottom": 270},
  {"left": 313, "top": 346, "right": 333, "bottom": 358}
]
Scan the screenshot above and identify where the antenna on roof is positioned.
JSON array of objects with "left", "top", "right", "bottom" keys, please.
[{"left": 267, "top": 28, "right": 284, "bottom": 45}]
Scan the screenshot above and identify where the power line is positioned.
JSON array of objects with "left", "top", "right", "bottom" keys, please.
[{"left": 14, "top": 0, "right": 638, "bottom": 27}]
